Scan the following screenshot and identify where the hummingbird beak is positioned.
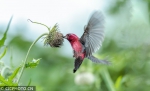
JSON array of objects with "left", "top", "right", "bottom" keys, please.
[{"left": 63, "top": 35, "right": 67, "bottom": 39}]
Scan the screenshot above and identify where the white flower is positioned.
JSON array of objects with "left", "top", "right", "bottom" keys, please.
[{"left": 75, "top": 72, "right": 95, "bottom": 85}]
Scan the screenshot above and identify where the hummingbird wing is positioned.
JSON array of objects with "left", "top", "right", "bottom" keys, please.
[
  {"left": 73, "top": 57, "right": 83, "bottom": 73},
  {"left": 80, "top": 11, "right": 105, "bottom": 57}
]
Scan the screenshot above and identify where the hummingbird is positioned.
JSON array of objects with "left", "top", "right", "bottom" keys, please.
[{"left": 64, "top": 11, "right": 109, "bottom": 73}]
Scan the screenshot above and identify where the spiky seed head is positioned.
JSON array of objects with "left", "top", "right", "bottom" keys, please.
[{"left": 44, "top": 24, "right": 64, "bottom": 47}]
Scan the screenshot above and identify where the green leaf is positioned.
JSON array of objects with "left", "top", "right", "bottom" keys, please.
[
  {"left": 0, "top": 47, "right": 7, "bottom": 60},
  {"left": 100, "top": 68, "right": 115, "bottom": 91},
  {"left": 115, "top": 76, "right": 122, "bottom": 89},
  {"left": 0, "top": 74, "right": 10, "bottom": 85},
  {"left": 8, "top": 67, "right": 21, "bottom": 82},
  {"left": 0, "top": 16, "right": 13, "bottom": 48},
  {"left": 27, "top": 79, "right": 31, "bottom": 86},
  {"left": 0, "top": 83, "right": 6, "bottom": 86},
  {"left": 0, "top": 68, "right": 19, "bottom": 86},
  {"left": 24, "top": 79, "right": 32, "bottom": 91},
  {"left": 25, "top": 58, "right": 41, "bottom": 68}
]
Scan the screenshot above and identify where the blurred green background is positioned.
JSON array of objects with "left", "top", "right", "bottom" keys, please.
[{"left": 0, "top": 0, "right": 150, "bottom": 91}]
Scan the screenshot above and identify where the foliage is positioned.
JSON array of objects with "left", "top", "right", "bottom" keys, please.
[
  {"left": 0, "top": 47, "right": 7, "bottom": 60},
  {"left": 0, "top": 18, "right": 41, "bottom": 87},
  {"left": 0, "top": 16, "right": 13, "bottom": 48},
  {"left": 0, "top": 67, "right": 20, "bottom": 86},
  {"left": 25, "top": 58, "right": 41, "bottom": 68}
]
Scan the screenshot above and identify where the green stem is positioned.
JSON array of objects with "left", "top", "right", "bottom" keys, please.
[
  {"left": 28, "top": 19, "right": 50, "bottom": 31},
  {"left": 17, "top": 33, "right": 48, "bottom": 83},
  {"left": 100, "top": 67, "right": 115, "bottom": 91}
]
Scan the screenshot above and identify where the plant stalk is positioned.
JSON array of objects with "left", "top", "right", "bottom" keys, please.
[{"left": 17, "top": 33, "right": 48, "bottom": 83}]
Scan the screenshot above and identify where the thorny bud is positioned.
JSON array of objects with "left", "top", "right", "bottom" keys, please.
[
  {"left": 44, "top": 24, "right": 64, "bottom": 47},
  {"left": 28, "top": 19, "right": 64, "bottom": 47}
]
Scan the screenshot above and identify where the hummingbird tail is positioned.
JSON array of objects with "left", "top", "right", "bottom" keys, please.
[
  {"left": 88, "top": 55, "right": 110, "bottom": 64},
  {"left": 73, "top": 57, "right": 83, "bottom": 73}
]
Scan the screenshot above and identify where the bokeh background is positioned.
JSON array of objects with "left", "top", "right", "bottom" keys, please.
[{"left": 0, "top": 0, "right": 150, "bottom": 91}]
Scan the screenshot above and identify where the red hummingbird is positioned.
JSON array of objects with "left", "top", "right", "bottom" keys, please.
[{"left": 64, "top": 11, "right": 110, "bottom": 73}]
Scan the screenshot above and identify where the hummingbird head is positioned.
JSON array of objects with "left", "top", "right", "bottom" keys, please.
[{"left": 64, "top": 33, "right": 79, "bottom": 42}]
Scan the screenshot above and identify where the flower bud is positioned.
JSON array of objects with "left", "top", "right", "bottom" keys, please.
[{"left": 44, "top": 24, "right": 64, "bottom": 47}]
